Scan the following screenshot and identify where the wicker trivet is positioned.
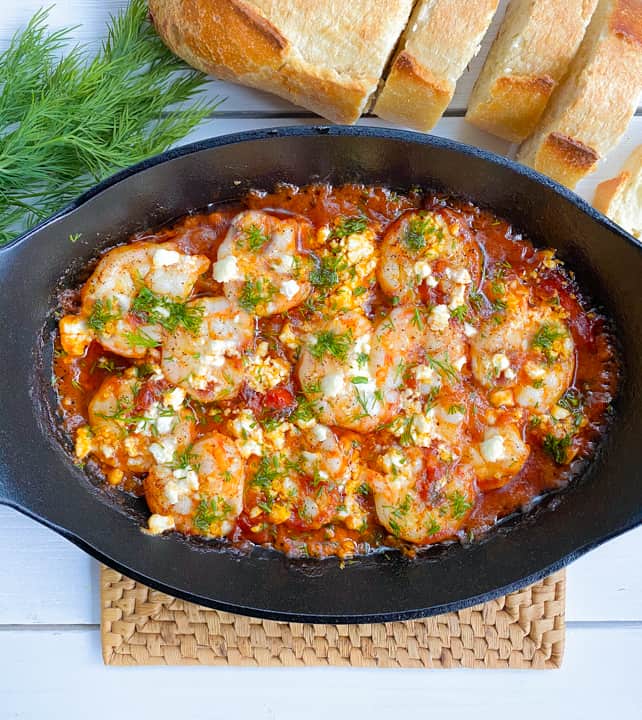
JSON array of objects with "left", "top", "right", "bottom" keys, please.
[{"left": 101, "top": 566, "right": 565, "bottom": 668}]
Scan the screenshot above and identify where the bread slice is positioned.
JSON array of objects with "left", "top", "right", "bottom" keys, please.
[
  {"left": 594, "top": 145, "right": 642, "bottom": 238},
  {"left": 517, "top": 0, "right": 642, "bottom": 188},
  {"left": 148, "top": 0, "right": 414, "bottom": 124},
  {"left": 373, "top": 0, "right": 499, "bottom": 131},
  {"left": 466, "top": 0, "right": 598, "bottom": 142}
]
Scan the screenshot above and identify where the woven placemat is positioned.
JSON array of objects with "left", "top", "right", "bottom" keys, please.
[{"left": 101, "top": 566, "right": 565, "bottom": 668}]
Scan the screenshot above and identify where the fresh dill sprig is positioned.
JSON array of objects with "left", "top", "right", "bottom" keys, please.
[{"left": 0, "top": 1, "right": 222, "bottom": 244}]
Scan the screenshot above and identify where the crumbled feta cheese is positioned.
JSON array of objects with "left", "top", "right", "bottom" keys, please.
[
  {"left": 155, "top": 414, "right": 175, "bottom": 435},
  {"left": 463, "top": 322, "right": 477, "bottom": 337},
  {"left": 164, "top": 467, "right": 199, "bottom": 504},
  {"left": 524, "top": 361, "right": 546, "bottom": 380},
  {"left": 382, "top": 447, "right": 407, "bottom": 474},
  {"left": 504, "top": 368, "right": 517, "bottom": 381},
  {"left": 147, "top": 514, "right": 175, "bottom": 534},
  {"left": 454, "top": 355, "right": 467, "bottom": 371},
  {"left": 311, "top": 423, "right": 330, "bottom": 443},
  {"left": 271, "top": 254, "right": 295, "bottom": 274},
  {"left": 515, "top": 385, "right": 544, "bottom": 408},
  {"left": 490, "top": 389, "right": 515, "bottom": 407},
  {"left": 245, "top": 346, "right": 291, "bottom": 394},
  {"left": 280, "top": 279, "right": 300, "bottom": 300},
  {"left": 230, "top": 409, "right": 264, "bottom": 458},
  {"left": 212, "top": 255, "right": 242, "bottom": 282},
  {"left": 446, "top": 267, "right": 472, "bottom": 285},
  {"left": 448, "top": 283, "right": 467, "bottom": 310},
  {"left": 153, "top": 248, "right": 181, "bottom": 267},
  {"left": 321, "top": 371, "right": 345, "bottom": 398},
  {"left": 59, "top": 315, "right": 93, "bottom": 356},
  {"left": 163, "top": 387, "right": 186, "bottom": 411},
  {"left": 75, "top": 425, "right": 93, "bottom": 459},
  {"left": 279, "top": 323, "right": 299, "bottom": 350},
  {"left": 428, "top": 304, "right": 450, "bottom": 332},
  {"left": 414, "top": 260, "right": 433, "bottom": 279},
  {"left": 344, "top": 234, "right": 374, "bottom": 265},
  {"left": 411, "top": 411, "right": 436, "bottom": 447},
  {"left": 551, "top": 405, "right": 571, "bottom": 420},
  {"left": 480, "top": 434, "right": 505, "bottom": 463},
  {"left": 149, "top": 436, "right": 177, "bottom": 464},
  {"left": 492, "top": 353, "right": 511, "bottom": 376}
]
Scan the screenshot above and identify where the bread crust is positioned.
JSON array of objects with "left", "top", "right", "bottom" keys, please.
[
  {"left": 517, "top": 0, "right": 642, "bottom": 188},
  {"left": 466, "top": 0, "right": 598, "bottom": 142},
  {"left": 373, "top": 0, "right": 499, "bottom": 131},
  {"left": 148, "top": 0, "right": 414, "bottom": 124},
  {"left": 594, "top": 145, "right": 642, "bottom": 239}
]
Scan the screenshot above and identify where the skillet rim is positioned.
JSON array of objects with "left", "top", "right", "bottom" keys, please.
[
  {"left": 1, "top": 124, "right": 641, "bottom": 623},
  {"left": 2, "top": 124, "right": 642, "bottom": 254}
]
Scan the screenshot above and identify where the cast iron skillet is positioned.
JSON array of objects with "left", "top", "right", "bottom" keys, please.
[{"left": 0, "top": 126, "right": 641, "bottom": 623}]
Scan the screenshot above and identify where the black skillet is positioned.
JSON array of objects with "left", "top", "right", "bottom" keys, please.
[{"left": 1, "top": 126, "right": 641, "bottom": 623}]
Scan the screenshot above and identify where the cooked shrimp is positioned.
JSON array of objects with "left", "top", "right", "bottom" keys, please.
[
  {"left": 468, "top": 424, "right": 530, "bottom": 491},
  {"left": 471, "top": 295, "right": 575, "bottom": 411},
  {"left": 377, "top": 210, "right": 481, "bottom": 304},
  {"left": 60, "top": 242, "right": 210, "bottom": 359},
  {"left": 161, "top": 296, "right": 254, "bottom": 402},
  {"left": 144, "top": 431, "right": 245, "bottom": 536},
  {"left": 245, "top": 423, "right": 352, "bottom": 531},
  {"left": 297, "top": 312, "right": 390, "bottom": 432},
  {"left": 371, "top": 445, "right": 477, "bottom": 544},
  {"left": 82, "top": 371, "right": 195, "bottom": 473},
  {"left": 214, "top": 210, "right": 312, "bottom": 316},
  {"left": 370, "top": 305, "right": 467, "bottom": 403}
]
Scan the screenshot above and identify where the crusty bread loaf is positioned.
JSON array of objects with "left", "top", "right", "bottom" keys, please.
[
  {"left": 148, "top": 0, "right": 414, "bottom": 124},
  {"left": 594, "top": 145, "right": 642, "bottom": 238},
  {"left": 373, "top": 0, "right": 499, "bottom": 131},
  {"left": 466, "top": 0, "right": 598, "bottom": 142},
  {"left": 517, "top": 0, "right": 642, "bottom": 188}
]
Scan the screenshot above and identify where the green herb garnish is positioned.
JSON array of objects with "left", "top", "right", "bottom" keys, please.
[
  {"left": 448, "top": 491, "right": 473, "bottom": 520},
  {"left": 87, "top": 298, "right": 120, "bottom": 332},
  {"left": 0, "top": 1, "right": 221, "bottom": 244},
  {"left": 241, "top": 224, "right": 269, "bottom": 251},
  {"left": 308, "top": 330, "right": 352, "bottom": 361},
  {"left": 124, "top": 327, "right": 160, "bottom": 349},
  {"left": 132, "top": 287, "right": 203, "bottom": 334},
  {"left": 532, "top": 323, "right": 567, "bottom": 363},
  {"left": 238, "top": 278, "right": 276, "bottom": 311},
  {"left": 330, "top": 215, "right": 368, "bottom": 239},
  {"left": 542, "top": 433, "right": 573, "bottom": 464},
  {"left": 194, "top": 496, "right": 232, "bottom": 532}
]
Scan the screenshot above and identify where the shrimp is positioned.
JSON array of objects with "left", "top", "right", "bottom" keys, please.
[
  {"left": 468, "top": 424, "right": 530, "bottom": 491},
  {"left": 161, "top": 296, "right": 254, "bottom": 402},
  {"left": 244, "top": 423, "right": 352, "bottom": 531},
  {"left": 470, "top": 293, "right": 575, "bottom": 411},
  {"left": 371, "top": 445, "right": 477, "bottom": 544},
  {"left": 370, "top": 306, "right": 469, "bottom": 451},
  {"left": 296, "top": 311, "right": 391, "bottom": 432},
  {"left": 377, "top": 210, "right": 481, "bottom": 304},
  {"left": 60, "top": 242, "right": 210, "bottom": 359},
  {"left": 81, "top": 370, "right": 195, "bottom": 474},
  {"left": 370, "top": 305, "right": 467, "bottom": 405},
  {"left": 214, "top": 210, "right": 312, "bottom": 316},
  {"left": 144, "top": 431, "right": 245, "bottom": 536}
]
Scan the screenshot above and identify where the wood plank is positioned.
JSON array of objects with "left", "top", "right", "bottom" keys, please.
[
  {"left": 0, "top": 625, "right": 640, "bottom": 717},
  {"left": 3, "top": 1, "right": 641, "bottom": 116},
  {"left": 1, "top": 505, "right": 640, "bottom": 625}
]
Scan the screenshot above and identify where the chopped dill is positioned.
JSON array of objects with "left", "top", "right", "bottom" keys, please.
[{"left": 308, "top": 329, "right": 352, "bottom": 361}]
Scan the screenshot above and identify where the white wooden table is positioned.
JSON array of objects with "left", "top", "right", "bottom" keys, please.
[{"left": 1, "top": 2, "right": 641, "bottom": 717}]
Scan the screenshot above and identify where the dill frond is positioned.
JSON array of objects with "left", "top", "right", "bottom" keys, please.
[{"left": 0, "top": 0, "right": 222, "bottom": 244}]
